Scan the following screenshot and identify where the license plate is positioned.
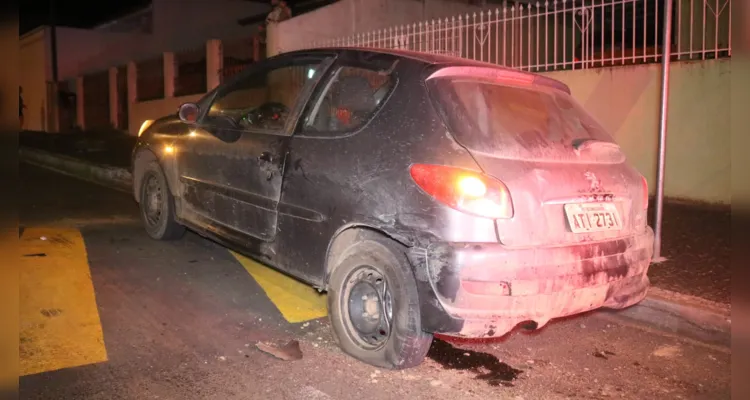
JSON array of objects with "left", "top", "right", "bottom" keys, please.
[{"left": 564, "top": 202, "right": 621, "bottom": 233}]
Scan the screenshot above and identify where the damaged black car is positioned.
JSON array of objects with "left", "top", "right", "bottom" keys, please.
[{"left": 132, "top": 47, "right": 654, "bottom": 369}]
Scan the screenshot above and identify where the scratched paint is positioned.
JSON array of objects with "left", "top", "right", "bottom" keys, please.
[
  {"left": 19, "top": 227, "right": 108, "bottom": 376},
  {"left": 231, "top": 251, "right": 327, "bottom": 323}
]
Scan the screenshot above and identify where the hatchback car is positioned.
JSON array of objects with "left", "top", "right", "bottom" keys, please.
[{"left": 132, "top": 47, "right": 654, "bottom": 369}]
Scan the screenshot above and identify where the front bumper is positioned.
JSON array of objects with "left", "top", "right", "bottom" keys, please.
[{"left": 416, "top": 227, "right": 654, "bottom": 337}]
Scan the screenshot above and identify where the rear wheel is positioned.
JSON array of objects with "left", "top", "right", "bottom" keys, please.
[
  {"left": 328, "top": 231, "right": 433, "bottom": 369},
  {"left": 138, "top": 161, "right": 185, "bottom": 240}
]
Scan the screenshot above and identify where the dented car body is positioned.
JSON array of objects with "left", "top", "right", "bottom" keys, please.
[{"left": 133, "top": 48, "right": 653, "bottom": 367}]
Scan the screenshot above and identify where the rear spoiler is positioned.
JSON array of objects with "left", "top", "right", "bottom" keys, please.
[{"left": 427, "top": 66, "right": 571, "bottom": 94}]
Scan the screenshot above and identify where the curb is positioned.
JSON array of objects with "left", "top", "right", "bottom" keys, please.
[
  {"left": 20, "top": 147, "right": 133, "bottom": 194},
  {"left": 19, "top": 147, "right": 732, "bottom": 347}
]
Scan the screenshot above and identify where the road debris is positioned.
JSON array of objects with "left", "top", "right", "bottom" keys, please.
[
  {"left": 593, "top": 350, "right": 617, "bottom": 360},
  {"left": 255, "top": 339, "right": 303, "bottom": 361}
]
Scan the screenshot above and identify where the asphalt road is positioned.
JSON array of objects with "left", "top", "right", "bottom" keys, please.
[{"left": 19, "top": 164, "right": 731, "bottom": 400}]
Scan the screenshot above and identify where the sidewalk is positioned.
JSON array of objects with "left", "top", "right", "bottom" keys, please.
[
  {"left": 647, "top": 201, "right": 730, "bottom": 304},
  {"left": 20, "top": 130, "right": 135, "bottom": 169},
  {"left": 18, "top": 132, "right": 731, "bottom": 305}
]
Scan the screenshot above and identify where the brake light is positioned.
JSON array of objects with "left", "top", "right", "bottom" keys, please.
[
  {"left": 641, "top": 176, "right": 649, "bottom": 209},
  {"left": 409, "top": 164, "right": 513, "bottom": 219}
]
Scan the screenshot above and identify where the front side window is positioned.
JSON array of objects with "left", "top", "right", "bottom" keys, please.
[
  {"left": 206, "top": 62, "right": 322, "bottom": 134},
  {"left": 303, "top": 66, "right": 395, "bottom": 134}
]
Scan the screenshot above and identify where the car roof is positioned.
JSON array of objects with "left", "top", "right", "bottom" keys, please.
[{"left": 285, "top": 47, "right": 570, "bottom": 93}]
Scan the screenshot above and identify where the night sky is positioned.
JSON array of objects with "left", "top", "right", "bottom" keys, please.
[{"left": 20, "top": 0, "right": 151, "bottom": 35}]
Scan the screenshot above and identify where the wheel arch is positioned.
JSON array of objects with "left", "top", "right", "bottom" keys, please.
[
  {"left": 132, "top": 148, "right": 159, "bottom": 203},
  {"left": 132, "top": 147, "right": 181, "bottom": 204}
]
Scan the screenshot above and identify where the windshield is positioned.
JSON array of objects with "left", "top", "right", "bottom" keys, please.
[{"left": 428, "top": 77, "right": 617, "bottom": 161}]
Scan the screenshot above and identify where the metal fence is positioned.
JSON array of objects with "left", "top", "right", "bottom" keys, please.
[
  {"left": 222, "top": 35, "right": 265, "bottom": 83},
  {"left": 312, "top": 0, "right": 731, "bottom": 72},
  {"left": 136, "top": 57, "right": 165, "bottom": 101},
  {"left": 83, "top": 71, "right": 111, "bottom": 129},
  {"left": 175, "top": 45, "right": 207, "bottom": 97}
]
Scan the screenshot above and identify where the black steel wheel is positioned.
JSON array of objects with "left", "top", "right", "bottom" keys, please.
[
  {"left": 328, "top": 230, "right": 433, "bottom": 369},
  {"left": 343, "top": 265, "right": 394, "bottom": 349},
  {"left": 138, "top": 161, "right": 185, "bottom": 240}
]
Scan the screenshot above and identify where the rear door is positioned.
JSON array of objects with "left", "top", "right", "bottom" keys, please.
[
  {"left": 426, "top": 66, "right": 649, "bottom": 247},
  {"left": 180, "top": 54, "right": 333, "bottom": 241}
]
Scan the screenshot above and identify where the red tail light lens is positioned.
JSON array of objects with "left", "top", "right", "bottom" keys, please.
[
  {"left": 409, "top": 164, "right": 513, "bottom": 219},
  {"left": 641, "top": 176, "right": 649, "bottom": 209}
]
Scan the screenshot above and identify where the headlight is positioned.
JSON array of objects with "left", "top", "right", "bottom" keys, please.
[{"left": 138, "top": 120, "right": 155, "bottom": 137}]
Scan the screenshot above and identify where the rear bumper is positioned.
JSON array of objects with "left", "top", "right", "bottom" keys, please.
[{"left": 416, "top": 227, "right": 654, "bottom": 337}]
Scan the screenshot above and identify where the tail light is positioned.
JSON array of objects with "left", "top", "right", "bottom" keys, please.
[
  {"left": 641, "top": 176, "right": 649, "bottom": 209},
  {"left": 409, "top": 164, "right": 513, "bottom": 219}
]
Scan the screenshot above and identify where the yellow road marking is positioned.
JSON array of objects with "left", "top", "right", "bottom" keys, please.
[
  {"left": 230, "top": 251, "right": 327, "bottom": 323},
  {"left": 19, "top": 227, "right": 108, "bottom": 376}
]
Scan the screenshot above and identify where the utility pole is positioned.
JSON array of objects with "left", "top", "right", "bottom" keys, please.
[{"left": 653, "top": 0, "right": 675, "bottom": 261}]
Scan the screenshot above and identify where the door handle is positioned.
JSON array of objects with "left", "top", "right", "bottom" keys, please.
[{"left": 258, "top": 151, "right": 273, "bottom": 163}]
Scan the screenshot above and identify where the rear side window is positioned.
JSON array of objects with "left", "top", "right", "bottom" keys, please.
[{"left": 302, "top": 66, "right": 395, "bottom": 135}]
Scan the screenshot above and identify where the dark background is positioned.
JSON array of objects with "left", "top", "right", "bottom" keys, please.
[{"left": 20, "top": 0, "right": 151, "bottom": 35}]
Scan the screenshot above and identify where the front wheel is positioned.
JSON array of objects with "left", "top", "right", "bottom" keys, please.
[
  {"left": 327, "top": 231, "right": 433, "bottom": 369},
  {"left": 138, "top": 161, "right": 185, "bottom": 240}
]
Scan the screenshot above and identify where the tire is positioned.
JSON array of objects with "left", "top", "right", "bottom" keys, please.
[
  {"left": 138, "top": 161, "right": 185, "bottom": 240},
  {"left": 328, "top": 231, "right": 433, "bottom": 369}
]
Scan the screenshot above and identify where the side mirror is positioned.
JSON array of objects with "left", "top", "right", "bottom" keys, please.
[{"left": 178, "top": 103, "right": 200, "bottom": 124}]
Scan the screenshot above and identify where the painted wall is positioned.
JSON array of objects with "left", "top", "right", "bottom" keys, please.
[
  {"left": 269, "top": 0, "right": 486, "bottom": 55},
  {"left": 151, "top": 0, "right": 267, "bottom": 51},
  {"left": 58, "top": 0, "right": 266, "bottom": 80},
  {"left": 19, "top": 28, "right": 51, "bottom": 132},
  {"left": 544, "top": 58, "right": 731, "bottom": 204},
  {"left": 56, "top": 27, "right": 149, "bottom": 80}
]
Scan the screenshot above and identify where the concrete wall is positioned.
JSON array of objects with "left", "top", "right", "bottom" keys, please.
[
  {"left": 269, "top": 0, "right": 486, "bottom": 55},
  {"left": 128, "top": 94, "right": 203, "bottom": 136},
  {"left": 59, "top": 0, "right": 266, "bottom": 80},
  {"left": 56, "top": 27, "right": 149, "bottom": 80},
  {"left": 19, "top": 28, "right": 51, "bottom": 132},
  {"left": 151, "top": 0, "right": 267, "bottom": 51},
  {"left": 544, "top": 58, "right": 731, "bottom": 204}
]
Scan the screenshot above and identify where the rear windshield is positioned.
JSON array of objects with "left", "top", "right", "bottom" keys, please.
[{"left": 427, "top": 77, "right": 615, "bottom": 161}]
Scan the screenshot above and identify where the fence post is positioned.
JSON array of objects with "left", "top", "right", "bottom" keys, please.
[
  {"left": 163, "top": 52, "right": 175, "bottom": 98},
  {"left": 108, "top": 67, "right": 118, "bottom": 129},
  {"left": 206, "top": 39, "right": 223, "bottom": 91},
  {"left": 75, "top": 76, "right": 85, "bottom": 130}
]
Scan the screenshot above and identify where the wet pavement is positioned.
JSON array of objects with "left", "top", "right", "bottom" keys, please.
[{"left": 19, "top": 164, "right": 731, "bottom": 399}]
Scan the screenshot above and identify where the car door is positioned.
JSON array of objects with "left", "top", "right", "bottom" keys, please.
[
  {"left": 272, "top": 53, "right": 401, "bottom": 281},
  {"left": 179, "top": 53, "right": 333, "bottom": 241}
]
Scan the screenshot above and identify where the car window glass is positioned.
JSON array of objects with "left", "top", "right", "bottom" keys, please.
[
  {"left": 305, "top": 66, "right": 394, "bottom": 134},
  {"left": 206, "top": 63, "right": 322, "bottom": 134}
]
